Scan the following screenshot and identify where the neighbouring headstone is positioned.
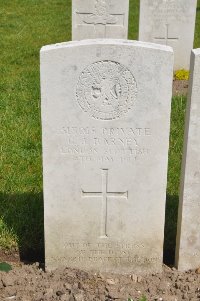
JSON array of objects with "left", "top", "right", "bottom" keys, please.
[
  {"left": 175, "top": 49, "right": 200, "bottom": 271},
  {"left": 41, "top": 39, "right": 173, "bottom": 274},
  {"left": 139, "top": 0, "right": 197, "bottom": 70},
  {"left": 72, "top": 0, "right": 129, "bottom": 40}
]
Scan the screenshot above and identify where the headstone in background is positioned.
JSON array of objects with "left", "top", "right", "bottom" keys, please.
[
  {"left": 41, "top": 39, "right": 173, "bottom": 274},
  {"left": 139, "top": 0, "right": 197, "bottom": 70},
  {"left": 175, "top": 49, "right": 200, "bottom": 271},
  {"left": 72, "top": 0, "right": 129, "bottom": 40}
]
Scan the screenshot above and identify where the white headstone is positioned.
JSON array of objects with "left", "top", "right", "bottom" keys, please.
[
  {"left": 139, "top": 0, "right": 197, "bottom": 70},
  {"left": 175, "top": 49, "right": 200, "bottom": 271},
  {"left": 41, "top": 39, "right": 173, "bottom": 274},
  {"left": 72, "top": 0, "right": 129, "bottom": 40}
]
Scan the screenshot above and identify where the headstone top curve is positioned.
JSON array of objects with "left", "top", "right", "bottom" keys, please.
[{"left": 40, "top": 39, "right": 174, "bottom": 53}]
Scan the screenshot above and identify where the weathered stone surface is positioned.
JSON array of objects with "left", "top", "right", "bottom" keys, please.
[
  {"left": 176, "top": 49, "right": 200, "bottom": 271},
  {"left": 72, "top": 0, "right": 129, "bottom": 40},
  {"left": 40, "top": 39, "right": 173, "bottom": 274},
  {"left": 139, "top": 0, "right": 197, "bottom": 70}
]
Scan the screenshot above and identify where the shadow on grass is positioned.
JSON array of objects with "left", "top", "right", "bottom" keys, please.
[
  {"left": 0, "top": 192, "right": 44, "bottom": 263},
  {"left": 163, "top": 194, "right": 179, "bottom": 266}
]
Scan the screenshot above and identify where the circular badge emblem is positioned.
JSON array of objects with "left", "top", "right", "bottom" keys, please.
[{"left": 76, "top": 61, "right": 137, "bottom": 120}]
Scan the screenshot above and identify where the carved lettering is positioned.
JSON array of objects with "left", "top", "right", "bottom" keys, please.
[{"left": 59, "top": 125, "right": 151, "bottom": 163}]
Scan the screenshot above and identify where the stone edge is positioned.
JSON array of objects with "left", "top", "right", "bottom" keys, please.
[{"left": 40, "top": 39, "right": 173, "bottom": 54}]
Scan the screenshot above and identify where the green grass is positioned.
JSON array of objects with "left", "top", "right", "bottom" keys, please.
[
  {"left": 0, "top": 0, "right": 71, "bottom": 258},
  {"left": 0, "top": 262, "right": 12, "bottom": 272},
  {"left": 164, "top": 96, "right": 187, "bottom": 263},
  {"left": 0, "top": 0, "right": 200, "bottom": 262}
]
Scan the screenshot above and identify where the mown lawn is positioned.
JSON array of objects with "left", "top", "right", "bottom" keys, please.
[{"left": 0, "top": 0, "right": 200, "bottom": 262}]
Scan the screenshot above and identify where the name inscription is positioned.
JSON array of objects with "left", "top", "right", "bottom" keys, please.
[
  {"left": 59, "top": 126, "right": 151, "bottom": 164},
  {"left": 151, "top": 1, "right": 189, "bottom": 23}
]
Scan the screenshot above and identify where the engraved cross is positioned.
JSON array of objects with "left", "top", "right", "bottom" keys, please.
[
  {"left": 154, "top": 24, "right": 179, "bottom": 46},
  {"left": 82, "top": 169, "right": 128, "bottom": 238}
]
